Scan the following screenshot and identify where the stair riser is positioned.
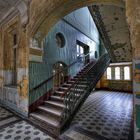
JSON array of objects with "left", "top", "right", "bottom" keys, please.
[
  {"left": 45, "top": 102, "right": 64, "bottom": 110},
  {"left": 38, "top": 109, "right": 61, "bottom": 121},
  {"left": 55, "top": 92, "right": 64, "bottom": 97},
  {"left": 62, "top": 85, "right": 71, "bottom": 88},
  {"left": 51, "top": 97, "right": 64, "bottom": 102},
  {"left": 73, "top": 78, "right": 87, "bottom": 81},
  {"left": 30, "top": 116, "right": 60, "bottom": 137}
]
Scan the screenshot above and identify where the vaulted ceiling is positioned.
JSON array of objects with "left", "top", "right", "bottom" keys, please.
[
  {"left": 0, "top": 1, "right": 132, "bottom": 62},
  {"left": 0, "top": 0, "right": 18, "bottom": 22},
  {"left": 89, "top": 5, "right": 132, "bottom": 62}
]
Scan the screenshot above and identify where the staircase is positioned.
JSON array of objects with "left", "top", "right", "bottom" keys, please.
[{"left": 29, "top": 53, "right": 110, "bottom": 137}]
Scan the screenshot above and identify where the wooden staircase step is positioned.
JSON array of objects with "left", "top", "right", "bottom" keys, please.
[
  {"left": 70, "top": 88, "right": 85, "bottom": 92},
  {"left": 55, "top": 91, "right": 65, "bottom": 95},
  {"left": 51, "top": 95, "right": 64, "bottom": 102},
  {"left": 63, "top": 83, "right": 72, "bottom": 87},
  {"left": 28, "top": 59, "right": 105, "bottom": 137},
  {"left": 30, "top": 112, "right": 60, "bottom": 128},
  {"left": 68, "top": 80, "right": 87, "bottom": 85},
  {"left": 72, "top": 77, "right": 87, "bottom": 81},
  {"left": 45, "top": 100, "right": 65, "bottom": 109},
  {"left": 38, "top": 105, "right": 62, "bottom": 117},
  {"left": 59, "top": 87, "right": 69, "bottom": 90},
  {"left": 67, "top": 81, "right": 75, "bottom": 84},
  {"left": 77, "top": 84, "right": 87, "bottom": 88}
]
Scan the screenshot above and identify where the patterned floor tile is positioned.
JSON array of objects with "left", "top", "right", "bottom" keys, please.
[
  {"left": 0, "top": 120, "right": 54, "bottom": 140},
  {"left": 69, "top": 90, "right": 133, "bottom": 140},
  {"left": 0, "top": 106, "right": 54, "bottom": 140},
  {"left": 0, "top": 106, "right": 13, "bottom": 120}
]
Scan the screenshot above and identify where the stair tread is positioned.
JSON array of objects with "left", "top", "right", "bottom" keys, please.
[
  {"left": 30, "top": 112, "right": 60, "bottom": 127},
  {"left": 52, "top": 95, "right": 80, "bottom": 100},
  {"left": 60, "top": 87, "right": 68, "bottom": 90},
  {"left": 45, "top": 100, "right": 65, "bottom": 108},
  {"left": 70, "top": 88, "right": 85, "bottom": 92},
  {"left": 38, "top": 105, "right": 62, "bottom": 116},
  {"left": 51, "top": 95, "right": 64, "bottom": 100},
  {"left": 63, "top": 83, "right": 72, "bottom": 86},
  {"left": 55, "top": 91, "right": 64, "bottom": 94}
]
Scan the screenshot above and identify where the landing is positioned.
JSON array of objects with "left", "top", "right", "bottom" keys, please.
[{"left": 60, "top": 90, "right": 133, "bottom": 140}]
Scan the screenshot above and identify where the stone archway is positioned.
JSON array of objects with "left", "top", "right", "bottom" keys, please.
[
  {"left": 29, "top": 0, "right": 124, "bottom": 41},
  {"left": 27, "top": 1, "right": 140, "bottom": 139}
]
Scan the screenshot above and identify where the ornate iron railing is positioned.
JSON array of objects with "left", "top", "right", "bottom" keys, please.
[
  {"left": 29, "top": 52, "right": 93, "bottom": 105},
  {"left": 61, "top": 53, "right": 110, "bottom": 124}
]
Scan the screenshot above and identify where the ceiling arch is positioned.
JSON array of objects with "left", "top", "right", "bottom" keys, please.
[{"left": 29, "top": 0, "right": 125, "bottom": 40}]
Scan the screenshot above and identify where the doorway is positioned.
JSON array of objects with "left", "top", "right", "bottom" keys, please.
[
  {"left": 76, "top": 40, "right": 90, "bottom": 65},
  {"left": 53, "top": 62, "right": 68, "bottom": 89}
]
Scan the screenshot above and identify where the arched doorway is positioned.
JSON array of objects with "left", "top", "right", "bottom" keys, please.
[{"left": 53, "top": 62, "right": 68, "bottom": 89}]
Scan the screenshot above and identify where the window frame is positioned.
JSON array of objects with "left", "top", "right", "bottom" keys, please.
[
  {"left": 124, "top": 66, "right": 131, "bottom": 80},
  {"left": 115, "top": 67, "right": 121, "bottom": 80},
  {"left": 106, "top": 67, "right": 112, "bottom": 80}
]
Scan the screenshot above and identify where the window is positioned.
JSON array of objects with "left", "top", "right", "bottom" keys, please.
[
  {"left": 55, "top": 33, "right": 65, "bottom": 48},
  {"left": 124, "top": 66, "right": 130, "bottom": 80},
  {"left": 95, "top": 51, "right": 98, "bottom": 59},
  {"left": 76, "top": 44, "right": 83, "bottom": 57},
  {"left": 115, "top": 67, "right": 120, "bottom": 80},
  {"left": 107, "top": 67, "right": 111, "bottom": 80}
]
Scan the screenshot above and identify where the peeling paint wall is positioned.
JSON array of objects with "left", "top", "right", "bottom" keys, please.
[
  {"left": 0, "top": 14, "right": 29, "bottom": 116},
  {"left": 29, "top": 7, "right": 100, "bottom": 105},
  {"left": 98, "top": 5, "right": 132, "bottom": 62},
  {"left": 126, "top": 0, "right": 140, "bottom": 139}
]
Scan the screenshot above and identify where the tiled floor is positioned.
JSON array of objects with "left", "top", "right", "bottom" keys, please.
[
  {"left": 0, "top": 90, "right": 133, "bottom": 140},
  {"left": 60, "top": 90, "right": 133, "bottom": 140},
  {"left": 0, "top": 106, "right": 54, "bottom": 140}
]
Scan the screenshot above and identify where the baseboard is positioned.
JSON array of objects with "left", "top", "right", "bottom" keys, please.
[{"left": 95, "top": 88, "right": 132, "bottom": 93}]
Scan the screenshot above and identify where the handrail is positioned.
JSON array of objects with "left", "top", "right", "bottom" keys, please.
[
  {"left": 29, "top": 52, "right": 92, "bottom": 93},
  {"left": 62, "top": 53, "right": 108, "bottom": 95},
  {"left": 61, "top": 53, "right": 110, "bottom": 122}
]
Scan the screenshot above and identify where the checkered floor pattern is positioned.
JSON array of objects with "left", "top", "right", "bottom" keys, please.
[
  {"left": 69, "top": 90, "right": 133, "bottom": 140},
  {"left": 0, "top": 106, "right": 13, "bottom": 120},
  {"left": 0, "top": 106, "right": 54, "bottom": 140}
]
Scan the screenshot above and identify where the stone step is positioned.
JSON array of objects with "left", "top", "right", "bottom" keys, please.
[
  {"left": 38, "top": 105, "right": 62, "bottom": 117},
  {"left": 45, "top": 100, "right": 65, "bottom": 109},
  {"left": 30, "top": 112, "right": 60, "bottom": 128},
  {"left": 51, "top": 95, "right": 64, "bottom": 102},
  {"left": 54, "top": 90, "right": 64, "bottom": 95},
  {"left": 68, "top": 80, "right": 87, "bottom": 85},
  {"left": 72, "top": 78, "right": 87, "bottom": 81},
  {"left": 59, "top": 87, "right": 69, "bottom": 91},
  {"left": 67, "top": 80, "right": 75, "bottom": 83},
  {"left": 69, "top": 88, "right": 85, "bottom": 92},
  {"left": 63, "top": 83, "right": 72, "bottom": 87}
]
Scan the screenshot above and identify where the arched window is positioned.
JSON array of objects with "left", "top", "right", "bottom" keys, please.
[
  {"left": 124, "top": 66, "right": 130, "bottom": 80},
  {"left": 107, "top": 67, "right": 111, "bottom": 80},
  {"left": 115, "top": 67, "right": 120, "bottom": 80}
]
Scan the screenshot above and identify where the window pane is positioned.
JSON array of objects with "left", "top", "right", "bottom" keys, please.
[
  {"left": 124, "top": 66, "right": 130, "bottom": 80},
  {"left": 80, "top": 47, "right": 83, "bottom": 54},
  {"left": 107, "top": 67, "right": 111, "bottom": 79},
  {"left": 76, "top": 45, "right": 79, "bottom": 56},
  {"left": 115, "top": 67, "right": 120, "bottom": 80}
]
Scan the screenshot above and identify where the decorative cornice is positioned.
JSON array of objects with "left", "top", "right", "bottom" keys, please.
[{"left": 0, "top": 0, "right": 29, "bottom": 29}]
